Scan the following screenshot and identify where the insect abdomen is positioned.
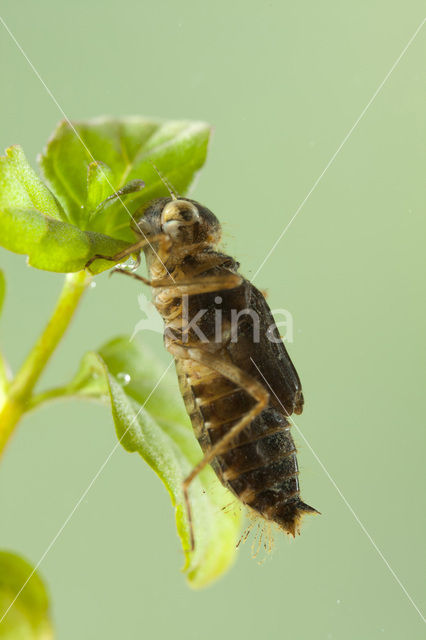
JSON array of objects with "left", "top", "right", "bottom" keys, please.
[{"left": 176, "top": 363, "right": 316, "bottom": 536}]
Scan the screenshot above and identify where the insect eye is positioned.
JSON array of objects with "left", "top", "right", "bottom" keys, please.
[
  {"left": 180, "top": 207, "right": 197, "bottom": 222},
  {"left": 133, "top": 218, "right": 151, "bottom": 236},
  {"left": 162, "top": 200, "right": 199, "bottom": 226}
]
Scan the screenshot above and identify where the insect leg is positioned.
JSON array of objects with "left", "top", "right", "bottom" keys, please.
[
  {"left": 85, "top": 238, "right": 147, "bottom": 269},
  {"left": 109, "top": 269, "right": 153, "bottom": 286},
  {"left": 85, "top": 233, "right": 167, "bottom": 269},
  {"left": 166, "top": 274, "right": 242, "bottom": 295},
  {"left": 167, "top": 343, "right": 269, "bottom": 550},
  {"left": 146, "top": 273, "right": 242, "bottom": 295},
  {"left": 109, "top": 271, "right": 243, "bottom": 293}
]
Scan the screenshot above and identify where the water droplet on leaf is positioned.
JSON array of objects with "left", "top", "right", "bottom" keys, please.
[{"left": 117, "top": 372, "right": 131, "bottom": 386}]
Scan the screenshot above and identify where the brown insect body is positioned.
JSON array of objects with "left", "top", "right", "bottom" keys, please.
[{"left": 135, "top": 197, "right": 317, "bottom": 537}]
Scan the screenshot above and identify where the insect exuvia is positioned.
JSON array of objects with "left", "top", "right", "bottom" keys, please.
[{"left": 87, "top": 184, "right": 318, "bottom": 548}]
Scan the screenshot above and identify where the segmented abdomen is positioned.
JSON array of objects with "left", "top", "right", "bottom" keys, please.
[{"left": 176, "top": 361, "right": 315, "bottom": 536}]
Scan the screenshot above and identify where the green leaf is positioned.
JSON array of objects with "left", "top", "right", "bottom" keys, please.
[
  {"left": 0, "top": 147, "right": 126, "bottom": 273},
  {"left": 39, "top": 117, "right": 212, "bottom": 236},
  {"left": 0, "top": 208, "right": 127, "bottom": 273},
  {"left": 0, "top": 146, "right": 65, "bottom": 221},
  {"left": 87, "top": 179, "right": 146, "bottom": 241},
  {"left": 0, "top": 550, "right": 53, "bottom": 639},
  {"left": 66, "top": 336, "right": 242, "bottom": 588},
  {"left": 90, "top": 177, "right": 145, "bottom": 214},
  {"left": 86, "top": 161, "right": 115, "bottom": 212},
  {"left": 1, "top": 118, "right": 211, "bottom": 272}
]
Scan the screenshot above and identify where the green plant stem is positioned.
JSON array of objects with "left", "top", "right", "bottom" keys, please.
[
  {"left": 27, "top": 386, "right": 71, "bottom": 410},
  {"left": 0, "top": 270, "right": 91, "bottom": 456}
]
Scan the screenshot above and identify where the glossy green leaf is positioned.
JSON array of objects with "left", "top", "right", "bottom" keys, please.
[
  {"left": 0, "top": 208, "right": 127, "bottom": 273},
  {"left": 0, "top": 551, "right": 53, "bottom": 639},
  {"left": 39, "top": 117, "right": 211, "bottom": 237},
  {"left": 66, "top": 336, "right": 242, "bottom": 588}
]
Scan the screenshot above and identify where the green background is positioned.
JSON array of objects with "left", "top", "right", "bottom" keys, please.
[{"left": 0, "top": 1, "right": 425, "bottom": 638}]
